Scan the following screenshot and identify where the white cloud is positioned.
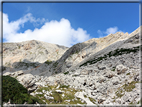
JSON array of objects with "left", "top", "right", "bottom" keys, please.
[
  {"left": 105, "top": 26, "right": 118, "bottom": 35},
  {"left": 2, "top": 12, "right": 90, "bottom": 47},
  {"left": 97, "top": 26, "right": 123, "bottom": 38}
]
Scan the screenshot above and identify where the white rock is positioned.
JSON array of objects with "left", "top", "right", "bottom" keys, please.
[
  {"left": 55, "top": 90, "right": 64, "bottom": 93},
  {"left": 116, "top": 64, "right": 128, "bottom": 75},
  {"left": 75, "top": 92, "right": 94, "bottom": 105},
  {"left": 44, "top": 95, "right": 54, "bottom": 100},
  {"left": 3, "top": 72, "right": 11, "bottom": 76}
]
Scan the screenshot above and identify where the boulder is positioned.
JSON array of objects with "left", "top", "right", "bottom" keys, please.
[
  {"left": 11, "top": 70, "right": 24, "bottom": 77},
  {"left": 75, "top": 92, "right": 94, "bottom": 105},
  {"left": 81, "top": 69, "right": 89, "bottom": 75},
  {"left": 116, "top": 65, "right": 128, "bottom": 75},
  {"left": 44, "top": 95, "right": 54, "bottom": 100},
  {"left": 104, "top": 71, "right": 115, "bottom": 78},
  {"left": 17, "top": 73, "right": 36, "bottom": 88},
  {"left": 3, "top": 72, "right": 11, "bottom": 76},
  {"left": 66, "top": 62, "right": 72, "bottom": 68},
  {"left": 28, "top": 84, "right": 37, "bottom": 93},
  {"left": 134, "top": 73, "right": 140, "bottom": 81},
  {"left": 97, "top": 76, "right": 106, "bottom": 83},
  {"left": 55, "top": 90, "right": 64, "bottom": 94}
]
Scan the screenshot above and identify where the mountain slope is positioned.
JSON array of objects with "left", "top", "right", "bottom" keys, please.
[
  {"left": 2, "top": 40, "right": 68, "bottom": 73},
  {"left": 43, "top": 26, "right": 141, "bottom": 76}
]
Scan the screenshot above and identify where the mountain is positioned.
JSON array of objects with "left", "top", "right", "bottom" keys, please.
[
  {"left": 2, "top": 40, "right": 68, "bottom": 75},
  {"left": 2, "top": 26, "right": 141, "bottom": 106}
]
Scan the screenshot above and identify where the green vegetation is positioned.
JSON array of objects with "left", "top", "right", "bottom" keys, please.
[
  {"left": 123, "top": 81, "right": 139, "bottom": 92},
  {"left": 111, "top": 66, "right": 116, "bottom": 71},
  {"left": 80, "top": 45, "right": 141, "bottom": 67},
  {"left": 36, "top": 86, "right": 51, "bottom": 92},
  {"left": 115, "top": 81, "right": 139, "bottom": 99},
  {"left": 126, "top": 73, "right": 130, "bottom": 75},
  {"left": 2, "top": 76, "right": 45, "bottom": 104},
  {"left": 72, "top": 75, "right": 79, "bottom": 77},
  {"left": 53, "top": 62, "right": 58, "bottom": 68},
  {"left": 15, "top": 62, "right": 38, "bottom": 69},
  {"left": 115, "top": 89, "right": 124, "bottom": 98},
  {"left": 34, "top": 84, "right": 85, "bottom": 105},
  {"left": 88, "top": 97, "right": 96, "bottom": 104},
  {"left": 44, "top": 60, "right": 52, "bottom": 65},
  {"left": 59, "top": 84, "right": 70, "bottom": 89},
  {"left": 137, "top": 98, "right": 142, "bottom": 104},
  {"left": 52, "top": 91, "right": 62, "bottom": 103},
  {"left": 64, "top": 71, "right": 69, "bottom": 75}
]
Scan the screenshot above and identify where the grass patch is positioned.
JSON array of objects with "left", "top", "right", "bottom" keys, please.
[
  {"left": 36, "top": 86, "right": 51, "bottom": 92},
  {"left": 52, "top": 91, "right": 62, "bottom": 103},
  {"left": 115, "top": 81, "right": 139, "bottom": 99},
  {"left": 59, "top": 84, "right": 69, "bottom": 89},
  {"left": 33, "top": 84, "right": 86, "bottom": 104},
  {"left": 123, "top": 81, "right": 139, "bottom": 92},
  {"left": 126, "top": 73, "right": 130, "bottom": 75},
  {"left": 115, "top": 89, "right": 124, "bottom": 98},
  {"left": 88, "top": 97, "right": 96, "bottom": 104}
]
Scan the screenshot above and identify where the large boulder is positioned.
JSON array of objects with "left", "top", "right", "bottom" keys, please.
[
  {"left": 80, "top": 69, "right": 90, "bottom": 75},
  {"left": 3, "top": 72, "right": 11, "bottom": 76},
  {"left": 17, "top": 74, "right": 37, "bottom": 89},
  {"left": 116, "top": 64, "right": 128, "bottom": 75},
  {"left": 3, "top": 70, "right": 24, "bottom": 78},
  {"left": 11, "top": 70, "right": 24, "bottom": 78}
]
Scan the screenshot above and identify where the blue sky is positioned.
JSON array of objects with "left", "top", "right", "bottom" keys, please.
[{"left": 2, "top": 2, "right": 139, "bottom": 47}]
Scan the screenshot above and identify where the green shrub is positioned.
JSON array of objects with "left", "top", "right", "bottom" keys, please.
[
  {"left": 80, "top": 45, "right": 141, "bottom": 67},
  {"left": 2, "top": 76, "right": 45, "bottom": 104},
  {"left": 112, "top": 66, "right": 116, "bottom": 71},
  {"left": 64, "top": 71, "right": 69, "bottom": 75},
  {"left": 44, "top": 60, "right": 52, "bottom": 65},
  {"left": 53, "top": 62, "right": 58, "bottom": 68},
  {"left": 15, "top": 62, "right": 37, "bottom": 69}
]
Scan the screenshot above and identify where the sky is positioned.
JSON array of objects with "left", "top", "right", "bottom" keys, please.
[{"left": 1, "top": 2, "right": 140, "bottom": 47}]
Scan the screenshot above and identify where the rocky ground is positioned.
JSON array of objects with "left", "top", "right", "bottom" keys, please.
[
  {"left": 2, "top": 26, "right": 142, "bottom": 106},
  {"left": 3, "top": 44, "right": 141, "bottom": 106}
]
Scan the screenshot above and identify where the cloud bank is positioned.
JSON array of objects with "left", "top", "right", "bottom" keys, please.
[
  {"left": 97, "top": 26, "right": 123, "bottom": 38},
  {"left": 2, "top": 12, "right": 90, "bottom": 47}
]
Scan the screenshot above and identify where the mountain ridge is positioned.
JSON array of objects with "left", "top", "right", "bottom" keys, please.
[{"left": 2, "top": 26, "right": 141, "bottom": 106}]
